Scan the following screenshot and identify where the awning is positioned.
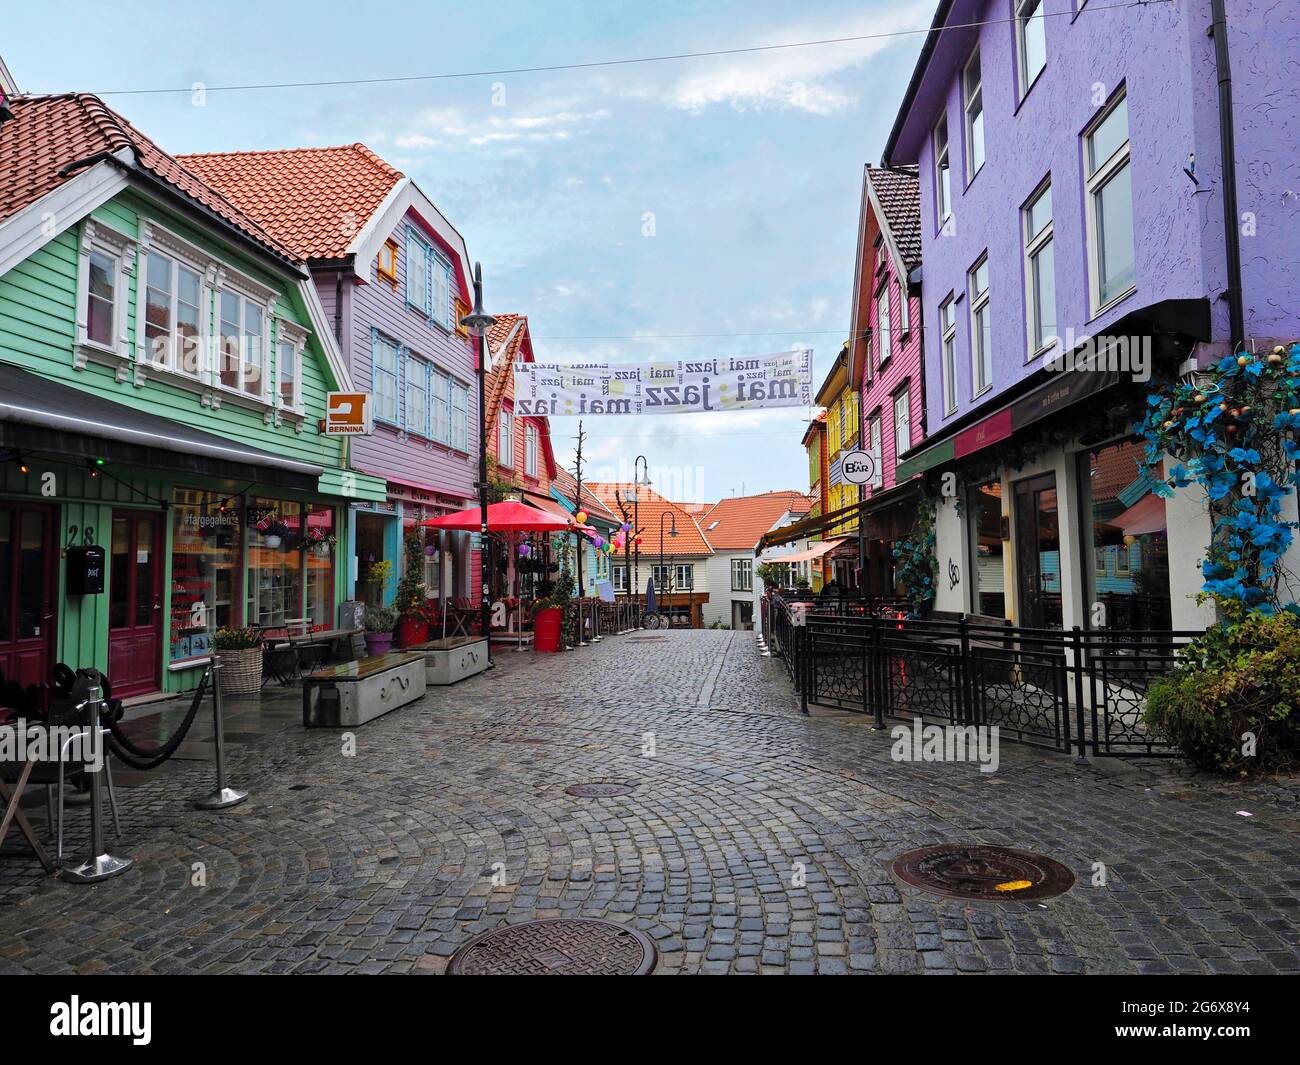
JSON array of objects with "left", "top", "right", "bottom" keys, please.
[
  {"left": 761, "top": 539, "right": 843, "bottom": 564},
  {"left": 1113, "top": 491, "right": 1167, "bottom": 537},
  {"left": 419, "top": 499, "right": 572, "bottom": 533},
  {"left": 0, "top": 361, "right": 323, "bottom": 491}
]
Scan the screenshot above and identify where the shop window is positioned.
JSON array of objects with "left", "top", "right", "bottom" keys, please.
[
  {"left": 966, "top": 480, "right": 1005, "bottom": 618},
  {"left": 170, "top": 489, "right": 241, "bottom": 662},
  {"left": 248, "top": 499, "right": 304, "bottom": 630},
  {"left": 304, "top": 503, "right": 336, "bottom": 629}
]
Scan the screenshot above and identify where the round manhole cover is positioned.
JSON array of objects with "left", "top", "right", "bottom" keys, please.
[
  {"left": 565, "top": 782, "right": 635, "bottom": 798},
  {"left": 447, "top": 918, "right": 657, "bottom": 975},
  {"left": 891, "top": 844, "right": 1075, "bottom": 902}
]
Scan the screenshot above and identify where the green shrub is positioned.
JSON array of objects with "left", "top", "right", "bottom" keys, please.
[
  {"left": 1143, "top": 610, "right": 1300, "bottom": 775},
  {"left": 363, "top": 605, "right": 398, "bottom": 633}
]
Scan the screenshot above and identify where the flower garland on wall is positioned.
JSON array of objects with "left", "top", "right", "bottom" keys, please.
[
  {"left": 1137, "top": 342, "right": 1300, "bottom": 615},
  {"left": 892, "top": 490, "right": 938, "bottom": 616}
]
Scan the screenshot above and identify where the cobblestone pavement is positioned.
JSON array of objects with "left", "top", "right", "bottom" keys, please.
[{"left": 1, "top": 630, "right": 1297, "bottom": 975}]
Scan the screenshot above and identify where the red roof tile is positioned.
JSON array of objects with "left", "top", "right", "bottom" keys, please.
[
  {"left": 178, "top": 144, "right": 403, "bottom": 261},
  {"left": 701, "top": 491, "right": 812, "bottom": 550},
  {"left": 585, "top": 484, "right": 713, "bottom": 557},
  {"left": 551, "top": 468, "right": 620, "bottom": 525},
  {"left": 0, "top": 94, "right": 298, "bottom": 264}
]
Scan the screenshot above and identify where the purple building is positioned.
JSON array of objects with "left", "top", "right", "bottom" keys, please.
[
  {"left": 885, "top": 0, "right": 1299, "bottom": 632},
  {"left": 184, "top": 145, "right": 481, "bottom": 609}
]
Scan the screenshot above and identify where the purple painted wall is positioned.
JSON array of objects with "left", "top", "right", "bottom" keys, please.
[
  {"left": 317, "top": 206, "right": 479, "bottom": 504},
  {"left": 887, "top": 0, "right": 1300, "bottom": 434}
]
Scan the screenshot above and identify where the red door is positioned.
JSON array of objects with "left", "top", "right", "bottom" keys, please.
[
  {"left": 0, "top": 503, "right": 56, "bottom": 688},
  {"left": 108, "top": 511, "right": 164, "bottom": 698}
]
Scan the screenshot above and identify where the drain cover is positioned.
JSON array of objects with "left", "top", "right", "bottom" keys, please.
[
  {"left": 565, "top": 782, "right": 635, "bottom": 798},
  {"left": 447, "top": 918, "right": 657, "bottom": 975},
  {"left": 891, "top": 844, "right": 1075, "bottom": 902}
]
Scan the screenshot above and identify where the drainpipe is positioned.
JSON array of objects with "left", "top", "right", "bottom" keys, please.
[
  {"left": 333, "top": 271, "right": 344, "bottom": 347},
  {"left": 1209, "top": 0, "right": 1246, "bottom": 352}
]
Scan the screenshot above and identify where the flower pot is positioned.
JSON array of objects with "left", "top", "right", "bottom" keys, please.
[
  {"left": 365, "top": 631, "right": 395, "bottom": 656},
  {"left": 216, "top": 646, "right": 262, "bottom": 695},
  {"left": 533, "top": 606, "right": 563, "bottom": 653},
  {"left": 396, "top": 617, "right": 428, "bottom": 648}
]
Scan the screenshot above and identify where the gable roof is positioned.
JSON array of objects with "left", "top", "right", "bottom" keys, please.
[
  {"left": 485, "top": 312, "right": 527, "bottom": 431},
  {"left": 700, "top": 490, "right": 813, "bottom": 551},
  {"left": 585, "top": 484, "right": 713, "bottom": 557},
  {"left": 179, "top": 144, "right": 402, "bottom": 261},
  {"left": 866, "top": 165, "right": 922, "bottom": 272},
  {"left": 1, "top": 94, "right": 300, "bottom": 266},
  {"left": 551, "top": 468, "right": 621, "bottom": 526}
]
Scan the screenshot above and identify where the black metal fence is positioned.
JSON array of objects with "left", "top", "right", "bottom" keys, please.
[{"left": 762, "top": 593, "right": 1194, "bottom": 759}]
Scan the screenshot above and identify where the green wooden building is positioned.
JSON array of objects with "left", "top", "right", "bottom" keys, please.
[{"left": 0, "top": 93, "right": 385, "bottom": 698}]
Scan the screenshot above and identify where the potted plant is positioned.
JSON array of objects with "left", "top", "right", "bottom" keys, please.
[
  {"left": 394, "top": 532, "right": 429, "bottom": 647},
  {"left": 532, "top": 567, "right": 574, "bottom": 653},
  {"left": 363, "top": 605, "right": 398, "bottom": 656},
  {"left": 212, "top": 626, "right": 262, "bottom": 695}
]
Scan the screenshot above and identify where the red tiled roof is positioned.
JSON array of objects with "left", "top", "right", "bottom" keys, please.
[
  {"left": 178, "top": 144, "right": 402, "bottom": 261},
  {"left": 0, "top": 94, "right": 299, "bottom": 264},
  {"left": 700, "top": 491, "right": 812, "bottom": 550},
  {"left": 585, "top": 484, "right": 713, "bottom": 557},
  {"left": 485, "top": 313, "right": 525, "bottom": 431},
  {"left": 551, "top": 468, "right": 620, "bottom": 525},
  {"left": 866, "top": 164, "right": 922, "bottom": 271}
]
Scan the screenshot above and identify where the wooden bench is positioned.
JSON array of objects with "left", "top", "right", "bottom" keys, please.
[{"left": 301, "top": 653, "right": 426, "bottom": 728}]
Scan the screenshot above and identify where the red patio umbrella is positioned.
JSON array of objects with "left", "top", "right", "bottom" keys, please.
[{"left": 419, "top": 499, "right": 573, "bottom": 532}]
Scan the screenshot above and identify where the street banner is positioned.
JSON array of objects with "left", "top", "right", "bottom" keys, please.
[{"left": 512, "top": 349, "right": 813, "bottom": 416}]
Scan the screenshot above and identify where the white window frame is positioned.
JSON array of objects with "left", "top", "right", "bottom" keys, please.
[
  {"left": 450, "top": 379, "right": 469, "bottom": 452},
  {"left": 372, "top": 332, "right": 400, "bottom": 425},
  {"left": 940, "top": 295, "right": 958, "bottom": 414},
  {"left": 933, "top": 115, "right": 952, "bottom": 229},
  {"left": 214, "top": 279, "right": 271, "bottom": 403},
  {"left": 876, "top": 287, "right": 892, "bottom": 366},
  {"left": 899, "top": 279, "right": 911, "bottom": 335},
  {"left": 893, "top": 387, "right": 911, "bottom": 458},
  {"left": 868, "top": 411, "right": 882, "bottom": 473},
  {"left": 525, "top": 421, "right": 539, "bottom": 477},
  {"left": 275, "top": 318, "right": 308, "bottom": 422},
  {"left": 405, "top": 352, "right": 430, "bottom": 437},
  {"left": 1015, "top": 0, "right": 1047, "bottom": 98},
  {"left": 612, "top": 564, "right": 627, "bottom": 592},
  {"left": 963, "top": 48, "right": 984, "bottom": 183},
  {"left": 430, "top": 367, "right": 450, "bottom": 443},
  {"left": 75, "top": 219, "right": 136, "bottom": 380},
  {"left": 675, "top": 563, "right": 694, "bottom": 590},
  {"left": 969, "top": 254, "right": 992, "bottom": 398},
  {"left": 138, "top": 244, "right": 206, "bottom": 384},
  {"left": 498, "top": 408, "right": 515, "bottom": 468},
  {"left": 1023, "top": 178, "right": 1056, "bottom": 358},
  {"left": 731, "top": 557, "right": 752, "bottom": 592},
  {"left": 1084, "top": 88, "right": 1136, "bottom": 315}
]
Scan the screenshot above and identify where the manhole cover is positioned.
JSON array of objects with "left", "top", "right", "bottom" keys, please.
[
  {"left": 447, "top": 918, "right": 657, "bottom": 975},
  {"left": 565, "top": 782, "right": 636, "bottom": 798},
  {"left": 891, "top": 844, "right": 1075, "bottom": 901}
]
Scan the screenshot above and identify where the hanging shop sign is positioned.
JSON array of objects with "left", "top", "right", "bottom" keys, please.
[
  {"left": 512, "top": 349, "right": 813, "bottom": 416},
  {"left": 324, "top": 392, "right": 374, "bottom": 435},
  {"left": 836, "top": 447, "right": 883, "bottom": 488}
]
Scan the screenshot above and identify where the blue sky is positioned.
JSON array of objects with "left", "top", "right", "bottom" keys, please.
[{"left": 7, "top": 0, "right": 930, "bottom": 501}]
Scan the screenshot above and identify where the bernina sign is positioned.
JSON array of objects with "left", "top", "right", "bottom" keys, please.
[
  {"left": 324, "top": 392, "right": 373, "bottom": 435},
  {"left": 838, "top": 448, "right": 882, "bottom": 488}
]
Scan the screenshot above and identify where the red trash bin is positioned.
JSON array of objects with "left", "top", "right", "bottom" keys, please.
[{"left": 533, "top": 607, "right": 563, "bottom": 653}]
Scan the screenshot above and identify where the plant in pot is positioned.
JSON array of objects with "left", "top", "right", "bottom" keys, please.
[
  {"left": 363, "top": 604, "right": 398, "bottom": 656},
  {"left": 212, "top": 626, "right": 262, "bottom": 695},
  {"left": 394, "top": 531, "right": 430, "bottom": 647}
]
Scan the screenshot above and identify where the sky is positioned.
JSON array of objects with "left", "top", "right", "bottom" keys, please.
[{"left": 6, "top": 0, "right": 931, "bottom": 502}]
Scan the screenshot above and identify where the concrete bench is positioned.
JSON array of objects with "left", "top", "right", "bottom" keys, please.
[
  {"left": 408, "top": 636, "right": 489, "bottom": 686},
  {"left": 302, "top": 653, "right": 426, "bottom": 728}
]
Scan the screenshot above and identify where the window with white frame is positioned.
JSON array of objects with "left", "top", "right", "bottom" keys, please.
[
  {"left": 1085, "top": 89, "right": 1135, "bottom": 311},
  {"left": 940, "top": 295, "right": 958, "bottom": 414},
  {"left": 893, "top": 386, "right": 911, "bottom": 458},
  {"left": 217, "top": 288, "right": 267, "bottom": 398},
  {"left": 276, "top": 321, "right": 306, "bottom": 412},
  {"left": 406, "top": 354, "right": 429, "bottom": 435},
  {"left": 76, "top": 220, "right": 133, "bottom": 367},
  {"left": 1016, "top": 0, "right": 1047, "bottom": 95},
  {"left": 963, "top": 49, "right": 984, "bottom": 181},
  {"left": 868, "top": 411, "right": 882, "bottom": 470},
  {"left": 450, "top": 380, "right": 469, "bottom": 451},
  {"left": 676, "top": 563, "right": 694, "bottom": 589},
  {"left": 612, "top": 564, "right": 627, "bottom": 592},
  {"left": 498, "top": 408, "right": 514, "bottom": 466},
  {"left": 405, "top": 230, "right": 429, "bottom": 314},
  {"left": 968, "top": 255, "right": 992, "bottom": 396},
  {"left": 430, "top": 368, "right": 450, "bottom": 442},
  {"left": 876, "top": 288, "right": 892, "bottom": 366},
  {"left": 372, "top": 334, "right": 399, "bottom": 424},
  {"left": 731, "top": 557, "right": 752, "bottom": 592},
  {"left": 404, "top": 228, "right": 454, "bottom": 330},
  {"left": 899, "top": 279, "right": 910, "bottom": 335},
  {"left": 934, "top": 115, "right": 952, "bottom": 228},
  {"left": 873, "top": 235, "right": 885, "bottom": 272},
  {"left": 1023, "top": 179, "right": 1057, "bottom": 355},
  {"left": 525, "top": 422, "right": 539, "bottom": 477},
  {"left": 142, "top": 249, "right": 204, "bottom": 377}
]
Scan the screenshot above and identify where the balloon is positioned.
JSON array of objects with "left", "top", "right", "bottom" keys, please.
[
  {"left": 593, "top": 535, "right": 604, "bottom": 548},
  {"left": 576, "top": 510, "right": 588, "bottom": 524},
  {"left": 518, "top": 543, "right": 531, "bottom": 556},
  {"left": 621, "top": 522, "right": 631, "bottom": 532}
]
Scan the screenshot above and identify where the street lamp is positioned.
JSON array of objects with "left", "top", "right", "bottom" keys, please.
[
  {"left": 460, "top": 262, "right": 496, "bottom": 663},
  {"left": 658, "top": 510, "right": 677, "bottom": 622},
  {"left": 632, "top": 455, "right": 649, "bottom": 600}
]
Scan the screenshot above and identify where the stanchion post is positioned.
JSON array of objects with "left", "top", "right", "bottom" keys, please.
[
  {"left": 195, "top": 659, "right": 248, "bottom": 810},
  {"left": 61, "top": 681, "right": 133, "bottom": 883}
]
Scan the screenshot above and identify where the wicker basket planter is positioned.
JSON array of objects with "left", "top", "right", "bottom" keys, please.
[{"left": 217, "top": 647, "right": 263, "bottom": 695}]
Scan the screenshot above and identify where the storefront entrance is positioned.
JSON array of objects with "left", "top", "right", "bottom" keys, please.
[
  {"left": 0, "top": 502, "right": 56, "bottom": 687},
  {"left": 109, "top": 510, "right": 164, "bottom": 697},
  {"left": 1013, "top": 473, "right": 1062, "bottom": 630}
]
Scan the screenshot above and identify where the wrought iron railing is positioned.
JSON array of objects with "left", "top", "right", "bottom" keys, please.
[{"left": 765, "top": 593, "right": 1195, "bottom": 759}]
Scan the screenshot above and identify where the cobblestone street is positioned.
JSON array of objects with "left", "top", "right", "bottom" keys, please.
[{"left": 0, "top": 630, "right": 1297, "bottom": 975}]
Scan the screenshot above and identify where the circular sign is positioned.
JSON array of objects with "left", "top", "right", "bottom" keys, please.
[{"left": 839, "top": 449, "right": 878, "bottom": 486}]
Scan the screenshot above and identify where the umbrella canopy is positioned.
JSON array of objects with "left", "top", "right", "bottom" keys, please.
[{"left": 420, "top": 499, "right": 573, "bottom": 533}]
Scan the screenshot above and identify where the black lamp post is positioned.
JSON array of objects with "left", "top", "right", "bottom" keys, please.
[
  {"left": 658, "top": 510, "right": 678, "bottom": 616},
  {"left": 632, "top": 455, "right": 649, "bottom": 599},
  {"left": 460, "top": 263, "right": 496, "bottom": 663}
]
